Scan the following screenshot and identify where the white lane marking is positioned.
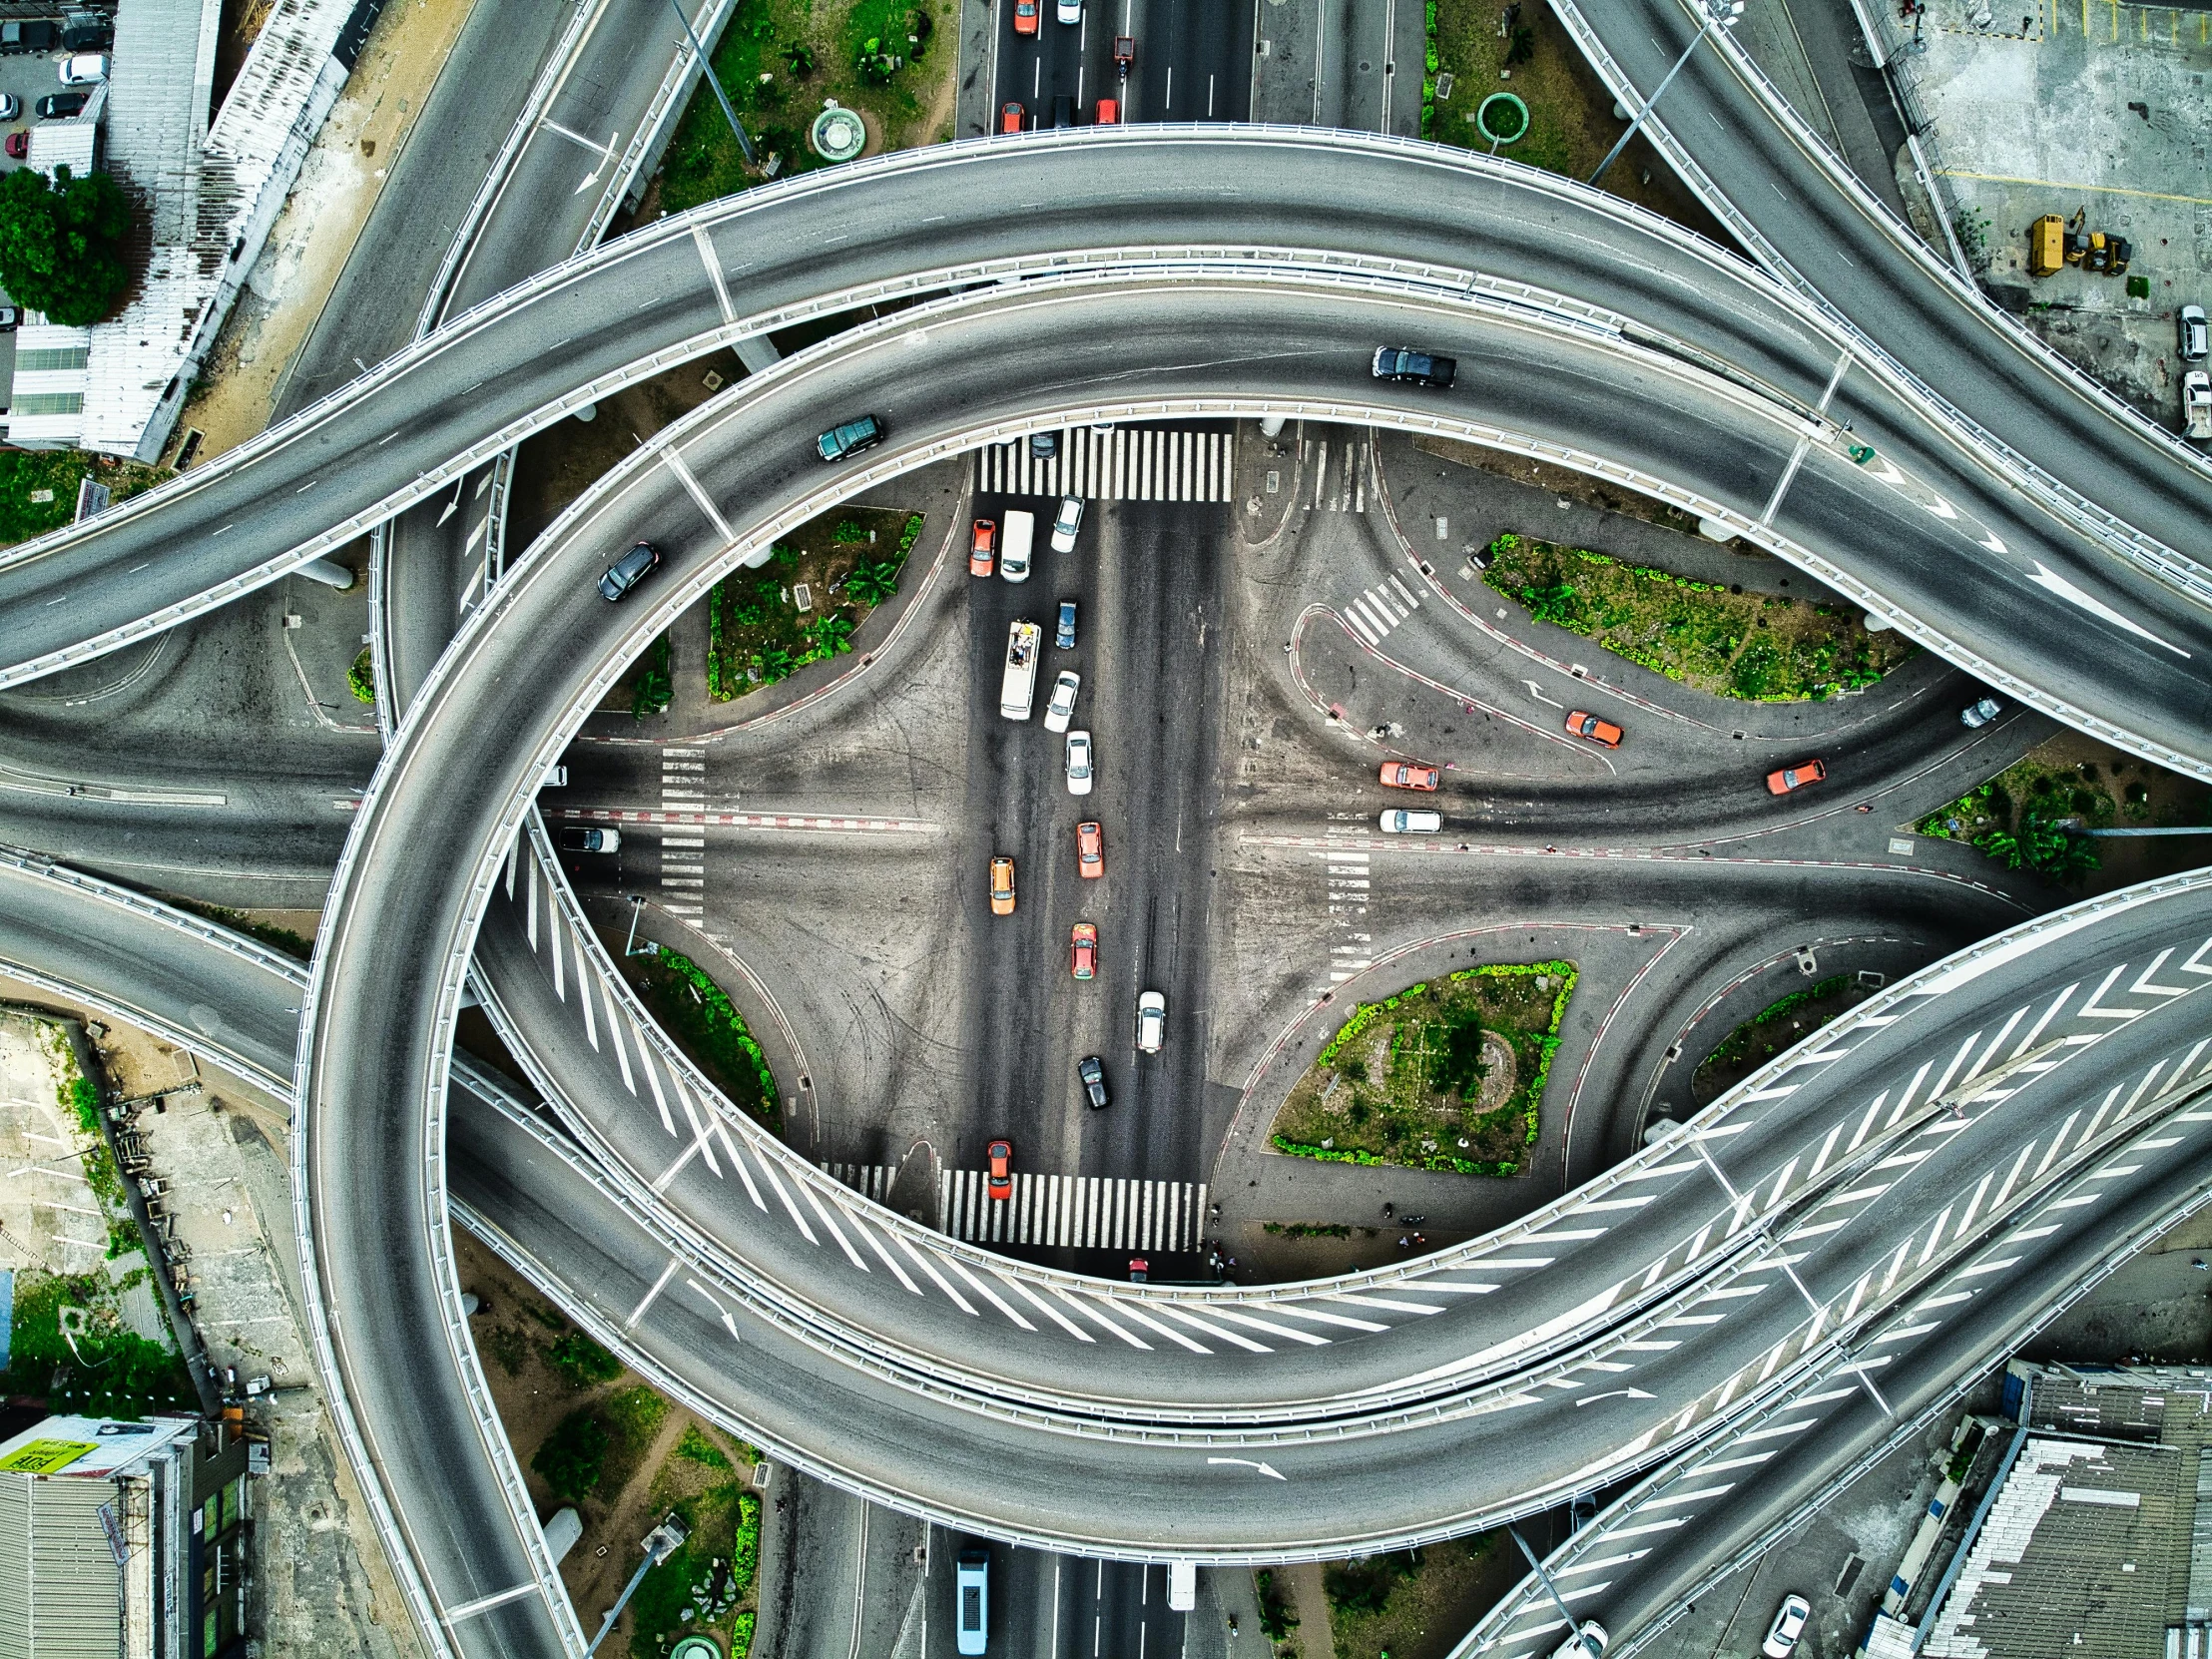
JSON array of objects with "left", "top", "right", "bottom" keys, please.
[
  {"left": 2027, "top": 562, "right": 2189, "bottom": 656},
  {"left": 662, "top": 446, "right": 734, "bottom": 539},
  {"left": 625, "top": 1256, "right": 681, "bottom": 1330}
]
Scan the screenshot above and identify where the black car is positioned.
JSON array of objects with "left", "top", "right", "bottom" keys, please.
[
  {"left": 0, "top": 307, "right": 20, "bottom": 333},
  {"left": 597, "top": 540, "right": 661, "bottom": 601},
  {"left": 557, "top": 826, "right": 620, "bottom": 853},
  {"left": 1052, "top": 92, "right": 1075, "bottom": 128},
  {"left": 2, "top": 20, "right": 57, "bottom": 53},
  {"left": 1028, "top": 428, "right": 1056, "bottom": 459},
  {"left": 61, "top": 14, "right": 111, "bottom": 50},
  {"left": 1372, "top": 345, "right": 1456, "bottom": 388},
  {"left": 1078, "top": 1054, "right": 1108, "bottom": 1110},
  {"left": 36, "top": 92, "right": 87, "bottom": 119}
]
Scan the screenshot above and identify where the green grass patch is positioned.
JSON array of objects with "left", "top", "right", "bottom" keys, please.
[
  {"left": 628, "top": 1482, "right": 762, "bottom": 1659},
  {"left": 533, "top": 1409, "right": 610, "bottom": 1502},
  {"left": 1690, "top": 974, "right": 1871, "bottom": 1106},
  {"left": 629, "top": 950, "right": 781, "bottom": 1132},
  {"left": 659, "top": 0, "right": 951, "bottom": 215},
  {"left": 1261, "top": 1222, "right": 1354, "bottom": 1239},
  {"left": 0, "top": 450, "right": 166, "bottom": 547},
  {"left": 1482, "top": 532, "right": 1914, "bottom": 701},
  {"left": 1909, "top": 752, "right": 2194, "bottom": 885},
  {"left": 676, "top": 1422, "right": 733, "bottom": 1468},
  {"left": 168, "top": 897, "right": 314, "bottom": 961},
  {"left": 1255, "top": 1569, "right": 1301, "bottom": 1642},
  {"left": 1271, "top": 964, "right": 1576, "bottom": 1176},
  {"left": 545, "top": 1330, "right": 624, "bottom": 1389},
  {"left": 0, "top": 1270, "right": 194, "bottom": 1418},
  {"left": 1326, "top": 1535, "right": 1496, "bottom": 1659},
  {"left": 348, "top": 647, "right": 375, "bottom": 705},
  {"left": 632, "top": 632, "right": 673, "bottom": 721},
  {"left": 706, "top": 507, "right": 920, "bottom": 701}
]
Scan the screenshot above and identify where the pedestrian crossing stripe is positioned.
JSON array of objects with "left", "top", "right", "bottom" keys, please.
[
  {"left": 975, "top": 426, "right": 1235, "bottom": 503},
  {"left": 1340, "top": 576, "right": 1421, "bottom": 647},
  {"left": 821, "top": 1163, "right": 897, "bottom": 1204},
  {"left": 940, "top": 1170, "right": 1210, "bottom": 1253}
]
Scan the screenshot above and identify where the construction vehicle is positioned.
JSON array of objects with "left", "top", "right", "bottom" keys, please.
[
  {"left": 2028, "top": 214, "right": 2063, "bottom": 276},
  {"left": 2063, "top": 207, "right": 2089, "bottom": 265}
]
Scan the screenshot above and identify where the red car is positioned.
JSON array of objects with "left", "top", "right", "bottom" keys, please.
[
  {"left": 1013, "top": 0, "right": 1038, "bottom": 32},
  {"left": 1000, "top": 101, "right": 1024, "bottom": 133},
  {"left": 1093, "top": 98, "right": 1119, "bottom": 125},
  {"left": 969, "top": 517, "right": 996, "bottom": 578},
  {"left": 1767, "top": 758, "right": 1828, "bottom": 796},
  {"left": 3, "top": 132, "right": 25, "bottom": 161},
  {"left": 986, "top": 1139, "right": 1012, "bottom": 1202},
  {"left": 1076, "top": 821, "right": 1103, "bottom": 878},
  {"left": 1566, "top": 711, "right": 1623, "bottom": 749},
  {"left": 1380, "top": 761, "right": 1440, "bottom": 791},
  {"left": 1071, "top": 920, "right": 1098, "bottom": 979}
]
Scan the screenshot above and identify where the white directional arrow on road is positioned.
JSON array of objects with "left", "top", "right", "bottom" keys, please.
[
  {"left": 1523, "top": 680, "right": 1563, "bottom": 708},
  {"left": 1207, "top": 1457, "right": 1288, "bottom": 1480},
  {"left": 1572, "top": 1387, "right": 1656, "bottom": 1408}
]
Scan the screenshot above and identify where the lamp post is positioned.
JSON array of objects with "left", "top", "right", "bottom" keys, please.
[
  {"left": 1588, "top": 0, "right": 1745, "bottom": 187},
  {"left": 665, "top": 0, "right": 754, "bottom": 165}
]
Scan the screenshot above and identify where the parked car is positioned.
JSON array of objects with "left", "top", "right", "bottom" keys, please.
[
  {"left": 999, "top": 100, "right": 1024, "bottom": 133},
  {"left": 36, "top": 93, "right": 87, "bottom": 119},
  {"left": 1076, "top": 820, "right": 1102, "bottom": 877},
  {"left": 1070, "top": 921, "right": 1098, "bottom": 980},
  {"left": 1372, "top": 345, "right": 1456, "bottom": 388},
  {"left": 1093, "top": 97, "right": 1119, "bottom": 124},
  {"left": 1380, "top": 809, "right": 1441, "bottom": 833},
  {"left": 1057, "top": 0, "right": 1080, "bottom": 19},
  {"left": 0, "top": 94, "right": 19, "bottom": 121},
  {"left": 1043, "top": 669, "right": 1080, "bottom": 733},
  {"left": 1052, "top": 92, "right": 1074, "bottom": 127},
  {"left": 1012, "top": 0, "right": 1038, "bottom": 31},
  {"left": 2185, "top": 369, "right": 2212, "bottom": 442},
  {"left": 1550, "top": 1623, "right": 1608, "bottom": 1659},
  {"left": 597, "top": 540, "right": 661, "bottom": 602},
  {"left": 1030, "top": 428, "right": 1056, "bottom": 458},
  {"left": 989, "top": 855, "right": 1016, "bottom": 915},
  {"left": 0, "top": 307, "right": 20, "bottom": 333},
  {"left": 1960, "top": 696, "right": 2001, "bottom": 728},
  {"left": 968, "top": 517, "right": 996, "bottom": 577},
  {"left": 3, "top": 132, "right": 26, "bottom": 160},
  {"left": 816, "top": 412, "right": 882, "bottom": 462},
  {"left": 557, "top": 827, "right": 621, "bottom": 853},
  {"left": 1065, "top": 729, "right": 1093, "bottom": 796},
  {"left": 61, "top": 14, "right": 110, "bottom": 51},
  {"left": 1766, "top": 758, "right": 1827, "bottom": 795},
  {"left": 1050, "top": 494, "right": 1083, "bottom": 553},
  {"left": 1, "top": 21, "right": 57, "bottom": 53},
  {"left": 1380, "top": 761, "right": 1440, "bottom": 791},
  {"left": 1566, "top": 710, "right": 1623, "bottom": 748},
  {"left": 1761, "top": 1595, "right": 1811, "bottom": 1658},
  {"left": 2180, "top": 303, "right": 2208, "bottom": 361},
  {"left": 1078, "top": 1054, "right": 1108, "bottom": 1109},
  {"left": 58, "top": 53, "right": 108, "bottom": 85},
  {"left": 986, "top": 1140, "right": 1012, "bottom": 1203},
  {"left": 1135, "top": 990, "right": 1166, "bottom": 1053},
  {"left": 1055, "top": 599, "right": 1077, "bottom": 648}
]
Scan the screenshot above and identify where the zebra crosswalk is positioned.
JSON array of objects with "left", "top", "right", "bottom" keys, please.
[
  {"left": 1341, "top": 575, "right": 1422, "bottom": 647},
  {"left": 821, "top": 1163, "right": 897, "bottom": 1204},
  {"left": 659, "top": 747, "right": 706, "bottom": 915},
  {"left": 1324, "top": 845, "right": 1373, "bottom": 984},
  {"left": 974, "top": 425, "right": 1235, "bottom": 503},
  {"left": 940, "top": 1169, "right": 1211, "bottom": 1254}
]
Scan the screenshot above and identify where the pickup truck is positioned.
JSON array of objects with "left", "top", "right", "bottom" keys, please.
[{"left": 2184, "top": 369, "right": 2211, "bottom": 443}]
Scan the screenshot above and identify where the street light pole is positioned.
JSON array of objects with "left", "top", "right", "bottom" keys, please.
[
  {"left": 1587, "top": 0, "right": 1744, "bottom": 187},
  {"left": 664, "top": 0, "right": 755, "bottom": 165}
]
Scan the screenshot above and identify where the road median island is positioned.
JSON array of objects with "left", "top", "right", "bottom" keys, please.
[
  {"left": 1481, "top": 530, "right": 1916, "bottom": 701},
  {"left": 704, "top": 505, "right": 921, "bottom": 700},
  {"left": 1269, "top": 964, "right": 1575, "bottom": 1177},
  {"left": 1689, "top": 973, "right": 1872, "bottom": 1107},
  {"left": 625, "top": 949, "right": 782, "bottom": 1133}
]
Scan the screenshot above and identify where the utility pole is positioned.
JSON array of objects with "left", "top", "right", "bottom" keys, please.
[
  {"left": 665, "top": 0, "right": 755, "bottom": 164},
  {"left": 1588, "top": 0, "right": 1745, "bottom": 187}
]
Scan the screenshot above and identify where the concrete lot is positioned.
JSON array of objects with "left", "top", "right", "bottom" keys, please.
[{"left": 1902, "top": 0, "right": 2212, "bottom": 429}]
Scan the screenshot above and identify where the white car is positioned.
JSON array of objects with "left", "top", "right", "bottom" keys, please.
[
  {"left": 1551, "top": 1623, "right": 1608, "bottom": 1659},
  {"left": 2179, "top": 302, "right": 2208, "bottom": 361},
  {"left": 1135, "top": 990, "right": 1166, "bottom": 1053},
  {"left": 1380, "top": 810, "right": 1441, "bottom": 833},
  {"left": 1057, "top": 0, "right": 1080, "bottom": 19},
  {"left": 1761, "top": 1595, "right": 1810, "bottom": 1658},
  {"left": 58, "top": 52, "right": 107, "bottom": 84},
  {"left": 1065, "top": 730, "right": 1094, "bottom": 796},
  {"left": 1959, "top": 696, "right": 2000, "bottom": 728},
  {"left": 1050, "top": 494, "right": 1083, "bottom": 553},
  {"left": 1043, "top": 670, "right": 1080, "bottom": 734},
  {"left": 2184, "top": 368, "right": 2212, "bottom": 442}
]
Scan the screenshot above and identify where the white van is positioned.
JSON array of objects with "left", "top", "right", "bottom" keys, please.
[
  {"left": 1380, "top": 810, "right": 1442, "bottom": 833},
  {"left": 956, "top": 1547, "right": 990, "bottom": 1654},
  {"left": 1000, "top": 508, "right": 1035, "bottom": 583}
]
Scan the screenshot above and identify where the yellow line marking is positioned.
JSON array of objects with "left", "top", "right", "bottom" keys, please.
[{"left": 1936, "top": 168, "right": 2212, "bottom": 209}]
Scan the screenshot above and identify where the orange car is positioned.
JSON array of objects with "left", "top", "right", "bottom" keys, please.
[
  {"left": 1566, "top": 711, "right": 1623, "bottom": 748},
  {"left": 1076, "top": 821, "right": 1103, "bottom": 878},
  {"left": 1766, "top": 758, "right": 1828, "bottom": 796},
  {"left": 1093, "top": 97, "right": 1119, "bottom": 124},
  {"left": 1071, "top": 920, "right": 1098, "bottom": 979},
  {"left": 1380, "top": 761, "right": 1441, "bottom": 791},
  {"left": 989, "top": 855, "right": 1016, "bottom": 914},
  {"left": 999, "top": 101, "right": 1024, "bottom": 133},
  {"left": 986, "top": 1139, "right": 1012, "bottom": 1202},
  {"left": 1013, "top": 0, "right": 1038, "bottom": 32},
  {"left": 969, "top": 517, "right": 996, "bottom": 578}
]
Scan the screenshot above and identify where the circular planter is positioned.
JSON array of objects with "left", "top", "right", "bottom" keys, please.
[
  {"left": 810, "top": 106, "right": 866, "bottom": 162},
  {"left": 1475, "top": 92, "right": 1529, "bottom": 146},
  {"left": 671, "top": 1639, "right": 723, "bottom": 1659}
]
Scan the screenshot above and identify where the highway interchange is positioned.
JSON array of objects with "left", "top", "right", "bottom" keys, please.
[{"left": 1, "top": 2, "right": 2210, "bottom": 1656}]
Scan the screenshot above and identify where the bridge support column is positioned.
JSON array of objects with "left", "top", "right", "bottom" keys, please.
[
  {"left": 735, "top": 334, "right": 782, "bottom": 374},
  {"left": 296, "top": 557, "right": 355, "bottom": 591}
]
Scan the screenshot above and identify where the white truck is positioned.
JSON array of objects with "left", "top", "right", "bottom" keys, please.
[
  {"left": 999, "top": 621, "right": 1041, "bottom": 720},
  {"left": 2183, "top": 369, "right": 2212, "bottom": 443}
]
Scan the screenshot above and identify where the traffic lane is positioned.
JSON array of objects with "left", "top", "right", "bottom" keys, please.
[
  {"left": 1572, "top": 0, "right": 2212, "bottom": 563},
  {"left": 1134, "top": 0, "right": 1253, "bottom": 121},
  {"left": 356, "top": 278, "right": 2212, "bottom": 1400},
  {"left": 444, "top": 995, "right": 2212, "bottom": 1557},
  {"left": 0, "top": 129, "right": 1921, "bottom": 684},
  {"left": 383, "top": 469, "right": 498, "bottom": 722}
]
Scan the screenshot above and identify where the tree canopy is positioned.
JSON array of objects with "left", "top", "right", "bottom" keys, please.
[{"left": 0, "top": 164, "right": 133, "bottom": 326}]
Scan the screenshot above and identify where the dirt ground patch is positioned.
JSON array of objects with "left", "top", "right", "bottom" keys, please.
[
  {"left": 1271, "top": 964, "right": 1575, "bottom": 1177},
  {"left": 1413, "top": 435, "right": 1714, "bottom": 539},
  {"left": 1322, "top": 1536, "right": 1516, "bottom": 1659},
  {"left": 1916, "top": 731, "right": 2212, "bottom": 896},
  {"left": 1691, "top": 974, "right": 1874, "bottom": 1106},
  {"left": 1483, "top": 531, "right": 1915, "bottom": 701}
]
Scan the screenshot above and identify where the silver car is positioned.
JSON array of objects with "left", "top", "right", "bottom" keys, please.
[
  {"left": 1065, "top": 730, "right": 1094, "bottom": 796},
  {"left": 1050, "top": 494, "right": 1084, "bottom": 554},
  {"left": 2180, "top": 303, "right": 2208, "bottom": 362},
  {"left": 1043, "top": 670, "right": 1081, "bottom": 734},
  {"left": 1960, "top": 697, "right": 2001, "bottom": 728},
  {"left": 1135, "top": 990, "right": 1166, "bottom": 1053}
]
